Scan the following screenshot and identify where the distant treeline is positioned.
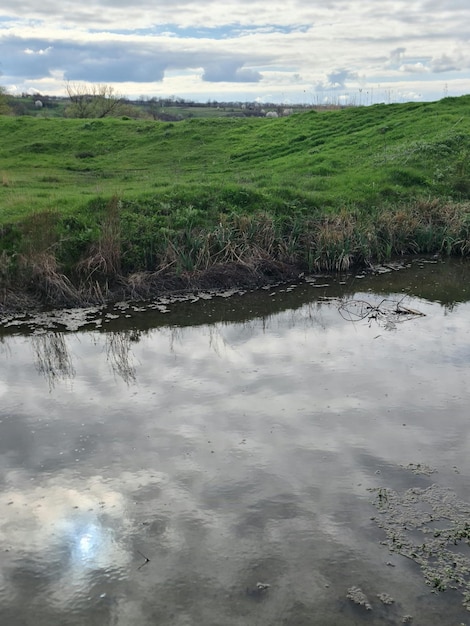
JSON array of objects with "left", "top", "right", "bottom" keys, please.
[{"left": 1, "top": 88, "right": 352, "bottom": 121}]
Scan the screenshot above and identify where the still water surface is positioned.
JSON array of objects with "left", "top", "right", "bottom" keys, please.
[{"left": 1, "top": 259, "right": 470, "bottom": 625}]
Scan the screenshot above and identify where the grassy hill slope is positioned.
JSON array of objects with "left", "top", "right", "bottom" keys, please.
[{"left": 1, "top": 96, "right": 470, "bottom": 308}]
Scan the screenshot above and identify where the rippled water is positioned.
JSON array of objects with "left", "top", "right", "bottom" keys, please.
[{"left": 1, "top": 258, "right": 470, "bottom": 625}]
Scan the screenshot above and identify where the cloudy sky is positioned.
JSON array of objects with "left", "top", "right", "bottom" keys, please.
[{"left": 1, "top": 0, "right": 469, "bottom": 104}]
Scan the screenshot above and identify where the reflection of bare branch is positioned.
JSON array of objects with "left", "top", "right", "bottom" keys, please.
[
  {"left": 0, "top": 335, "right": 12, "bottom": 358},
  {"left": 206, "top": 325, "right": 230, "bottom": 358},
  {"left": 166, "top": 327, "right": 185, "bottom": 353},
  {"left": 32, "top": 332, "right": 75, "bottom": 389},
  {"left": 105, "top": 331, "right": 140, "bottom": 384}
]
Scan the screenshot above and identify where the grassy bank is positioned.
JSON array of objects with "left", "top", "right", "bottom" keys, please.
[{"left": 1, "top": 96, "right": 470, "bottom": 310}]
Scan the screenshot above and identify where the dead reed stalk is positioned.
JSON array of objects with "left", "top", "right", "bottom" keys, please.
[
  {"left": 77, "top": 195, "right": 122, "bottom": 281},
  {"left": 19, "top": 251, "right": 81, "bottom": 305}
]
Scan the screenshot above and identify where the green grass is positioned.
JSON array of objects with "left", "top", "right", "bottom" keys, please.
[
  {"left": 1, "top": 96, "right": 470, "bottom": 307},
  {"left": 1, "top": 97, "right": 469, "bottom": 222},
  {"left": 0, "top": 97, "right": 470, "bottom": 223}
]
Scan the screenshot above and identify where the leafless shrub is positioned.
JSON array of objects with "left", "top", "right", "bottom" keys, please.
[{"left": 65, "top": 81, "right": 124, "bottom": 118}]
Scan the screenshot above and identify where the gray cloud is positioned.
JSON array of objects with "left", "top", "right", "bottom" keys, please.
[
  {"left": 387, "top": 47, "right": 407, "bottom": 68},
  {"left": 1, "top": 0, "right": 315, "bottom": 29},
  {"left": 202, "top": 62, "right": 261, "bottom": 83},
  {"left": 431, "top": 54, "right": 460, "bottom": 73},
  {"left": 314, "top": 67, "right": 358, "bottom": 92},
  {"left": 327, "top": 68, "right": 358, "bottom": 87},
  {"left": 422, "top": 0, "right": 469, "bottom": 10},
  {"left": 1, "top": 35, "right": 264, "bottom": 84}
]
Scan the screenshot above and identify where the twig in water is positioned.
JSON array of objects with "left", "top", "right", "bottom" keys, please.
[
  {"left": 137, "top": 549, "right": 150, "bottom": 570},
  {"left": 338, "top": 296, "right": 425, "bottom": 327}
]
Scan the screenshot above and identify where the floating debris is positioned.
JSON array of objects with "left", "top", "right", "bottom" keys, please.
[
  {"left": 370, "top": 261, "right": 409, "bottom": 274},
  {"left": 338, "top": 296, "right": 425, "bottom": 327},
  {"left": 369, "top": 483, "right": 470, "bottom": 610},
  {"left": 401, "top": 462, "right": 437, "bottom": 476},
  {"left": 246, "top": 582, "right": 270, "bottom": 599},
  {"left": 377, "top": 592, "right": 394, "bottom": 605},
  {"left": 346, "top": 586, "right": 372, "bottom": 610},
  {"left": 3, "top": 306, "right": 104, "bottom": 332},
  {"left": 371, "top": 265, "right": 393, "bottom": 274},
  {"left": 217, "top": 289, "right": 241, "bottom": 298}
]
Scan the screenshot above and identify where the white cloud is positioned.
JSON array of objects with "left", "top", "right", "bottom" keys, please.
[
  {"left": 400, "top": 62, "right": 430, "bottom": 73},
  {"left": 23, "top": 45, "right": 52, "bottom": 55}
]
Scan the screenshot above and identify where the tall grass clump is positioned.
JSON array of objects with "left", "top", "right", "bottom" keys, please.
[
  {"left": 15, "top": 210, "right": 81, "bottom": 305},
  {"left": 77, "top": 195, "right": 121, "bottom": 279},
  {"left": 371, "top": 200, "right": 470, "bottom": 259},
  {"left": 308, "top": 211, "right": 357, "bottom": 271},
  {"left": 153, "top": 212, "right": 281, "bottom": 275}
]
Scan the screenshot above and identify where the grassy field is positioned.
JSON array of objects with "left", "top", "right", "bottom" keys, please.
[{"left": 1, "top": 95, "right": 470, "bottom": 308}]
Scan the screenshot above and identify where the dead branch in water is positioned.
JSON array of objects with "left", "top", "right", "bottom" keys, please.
[{"left": 338, "top": 296, "right": 425, "bottom": 328}]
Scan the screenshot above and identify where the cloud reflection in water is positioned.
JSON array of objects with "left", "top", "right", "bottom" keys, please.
[{"left": 1, "top": 271, "right": 470, "bottom": 624}]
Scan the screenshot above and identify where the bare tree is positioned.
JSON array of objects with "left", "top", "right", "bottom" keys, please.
[
  {"left": 147, "top": 96, "right": 162, "bottom": 120},
  {"left": 65, "top": 82, "right": 124, "bottom": 118}
]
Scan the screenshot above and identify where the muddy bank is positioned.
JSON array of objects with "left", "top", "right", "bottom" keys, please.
[
  {"left": 0, "top": 258, "right": 304, "bottom": 316},
  {"left": 0, "top": 254, "right": 464, "bottom": 321}
]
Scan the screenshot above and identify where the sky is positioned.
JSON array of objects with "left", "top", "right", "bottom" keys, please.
[{"left": 1, "top": 0, "right": 470, "bottom": 104}]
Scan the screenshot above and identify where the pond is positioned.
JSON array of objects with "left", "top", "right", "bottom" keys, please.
[{"left": 1, "top": 258, "right": 470, "bottom": 625}]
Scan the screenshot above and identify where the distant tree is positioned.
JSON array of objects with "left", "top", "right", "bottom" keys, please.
[
  {"left": 147, "top": 97, "right": 162, "bottom": 120},
  {"left": 8, "top": 99, "right": 29, "bottom": 116},
  {"left": 65, "top": 82, "right": 124, "bottom": 118},
  {"left": 0, "top": 86, "right": 12, "bottom": 115},
  {"left": 117, "top": 101, "right": 143, "bottom": 119}
]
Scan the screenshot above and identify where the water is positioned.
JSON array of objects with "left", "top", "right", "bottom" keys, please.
[{"left": 1, "top": 258, "right": 470, "bottom": 625}]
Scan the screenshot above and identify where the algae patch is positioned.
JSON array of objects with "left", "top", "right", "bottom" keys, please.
[
  {"left": 400, "top": 462, "right": 437, "bottom": 476},
  {"left": 370, "top": 482, "right": 470, "bottom": 610},
  {"left": 346, "top": 586, "right": 372, "bottom": 610},
  {"left": 377, "top": 591, "right": 394, "bottom": 605}
]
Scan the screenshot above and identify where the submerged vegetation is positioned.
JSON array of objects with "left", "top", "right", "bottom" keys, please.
[
  {"left": 1, "top": 95, "right": 470, "bottom": 310},
  {"left": 370, "top": 480, "right": 470, "bottom": 613}
]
